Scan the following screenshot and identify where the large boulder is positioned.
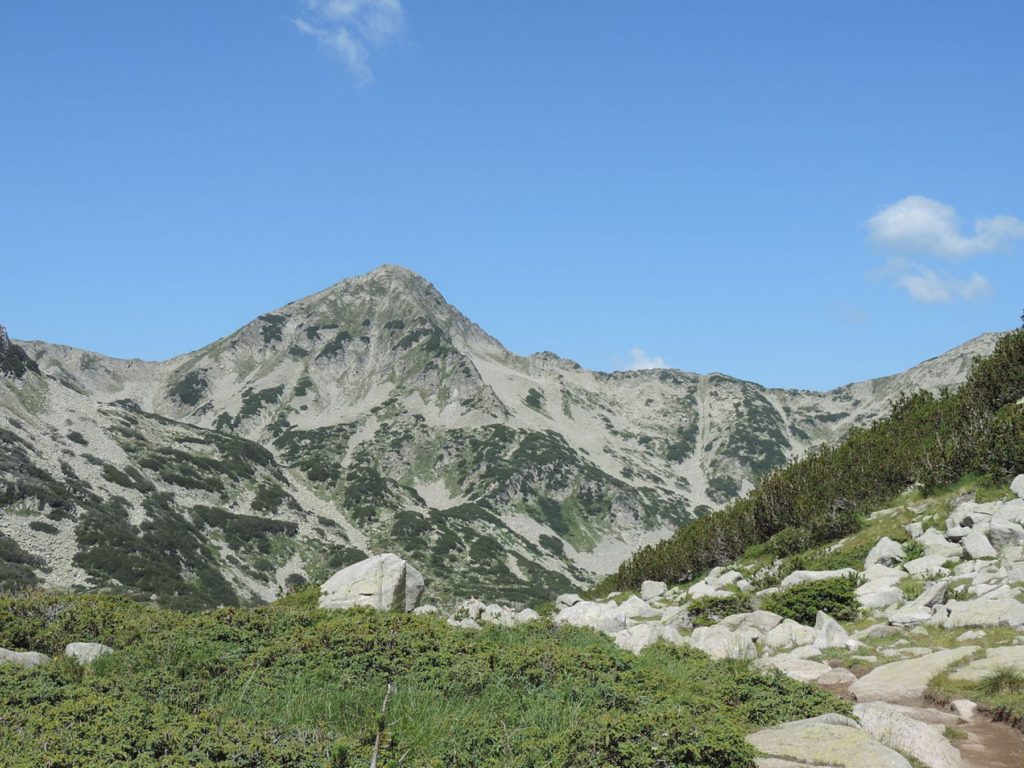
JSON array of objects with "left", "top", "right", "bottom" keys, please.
[
  {"left": 1011, "top": 474, "right": 1024, "bottom": 500},
  {"left": 756, "top": 654, "right": 833, "bottom": 683},
  {"left": 939, "top": 598, "right": 1024, "bottom": 629},
  {"left": 612, "top": 623, "right": 683, "bottom": 654},
  {"left": 865, "top": 537, "right": 905, "bottom": 568},
  {"left": 813, "top": 611, "right": 854, "bottom": 650},
  {"left": 65, "top": 642, "right": 114, "bottom": 665},
  {"left": 763, "top": 618, "right": 817, "bottom": 651},
  {"left": 853, "top": 702, "right": 963, "bottom": 768},
  {"left": 746, "top": 715, "right": 912, "bottom": 768},
  {"left": 318, "top": 554, "right": 425, "bottom": 612},
  {"left": 849, "top": 647, "right": 979, "bottom": 705},
  {"left": 987, "top": 520, "right": 1024, "bottom": 550},
  {"left": 685, "top": 625, "right": 757, "bottom": 660},
  {"left": 948, "top": 645, "right": 1024, "bottom": 682},
  {"left": 640, "top": 580, "right": 667, "bottom": 601},
  {"left": 961, "top": 531, "right": 997, "bottom": 559},
  {"left": 0, "top": 648, "right": 50, "bottom": 668}
]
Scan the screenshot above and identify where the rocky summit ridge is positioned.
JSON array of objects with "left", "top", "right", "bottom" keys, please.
[{"left": 0, "top": 266, "right": 1003, "bottom": 607}]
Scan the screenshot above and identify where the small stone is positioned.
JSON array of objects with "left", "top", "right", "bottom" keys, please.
[{"left": 950, "top": 699, "right": 978, "bottom": 721}]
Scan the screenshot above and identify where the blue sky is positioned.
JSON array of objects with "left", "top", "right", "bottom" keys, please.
[{"left": 2, "top": 2, "right": 1021, "bottom": 390}]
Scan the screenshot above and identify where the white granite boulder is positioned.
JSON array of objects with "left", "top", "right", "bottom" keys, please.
[
  {"left": 865, "top": 537, "right": 905, "bottom": 568},
  {"left": 0, "top": 648, "right": 50, "bottom": 669},
  {"left": 318, "top": 553, "right": 425, "bottom": 612},
  {"left": 65, "top": 642, "right": 114, "bottom": 665}
]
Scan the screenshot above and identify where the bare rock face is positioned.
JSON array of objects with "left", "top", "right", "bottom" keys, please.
[{"left": 318, "top": 554, "right": 425, "bottom": 612}]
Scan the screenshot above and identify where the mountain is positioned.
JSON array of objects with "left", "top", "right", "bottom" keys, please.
[{"left": 0, "top": 265, "right": 1001, "bottom": 607}]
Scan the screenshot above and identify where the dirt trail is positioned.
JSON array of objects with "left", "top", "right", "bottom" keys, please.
[{"left": 952, "top": 712, "right": 1024, "bottom": 768}]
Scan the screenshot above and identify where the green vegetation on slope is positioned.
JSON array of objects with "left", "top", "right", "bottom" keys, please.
[
  {"left": 0, "top": 591, "right": 843, "bottom": 767},
  {"left": 609, "top": 326, "right": 1024, "bottom": 590}
]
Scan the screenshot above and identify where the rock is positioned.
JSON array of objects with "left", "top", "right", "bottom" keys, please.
[
  {"left": 962, "top": 531, "right": 997, "bottom": 559},
  {"left": 780, "top": 568, "right": 857, "bottom": 588},
  {"left": 1011, "top": 474, "right": 1024, "bottom": 500},
  {"left": 857, "top": 582, "right": 904, "bottom": 610},
  {"left": 813, "top": 611, "right": 853, "bottom": 650},
  {"left": 865, "top": 537, "right": 905, "bottom": 568},
  {"left": 950, "top": 699, "right": 978, "bottom": 721},
  {"left": 318, "top": 554, "right": 425, "bottom": 612},
  {"left": 918, "top": 529, "right": 962, "bottom": 560},
  {"left": 757, "top": 654, "right": 833, "bottom": 683},
  {"left": 853, "top": 701, "right": 963, "bottom": 768},
  {"left": 903, "top": 556, "right": 952, "bottom": 579},
  {"left": 687, "top": 581, "right": 734, "bottom": 600},
  {"left": 555, "top": 593, "right": 582, "bottom": 609},
  {"left": 957, "top": 629, "right": 985, "bottom": 641},
  {"left": 0, "top": 648, "right": 50, "bottom": 668},
  {"left": 640, "top": 580, "right": 667, "bottom": 601},
  {"left": 613, "top": 623, "right": 683, "bottom": 654},
  {"left": 948, "top": 645, "right": 1024, "bottom": 682},
  {"left": 855, "top": 623, "right": 903, "bottom": 640},
  {"left": 763, "top": 618, "right": 817, "bottom": 651},
  {"left": 863, "top": 564, "right": 907, "bottom": 583},
  {"left": 905, "top": 522, "right": 924, "bottom": 539},
  {"left": 480, "top": 604, "right": 516, "bottom": 626},
  {"left": 447, "top": 617, "right": 480, "bottom": 629},
  {"left": 817, "top": 667, "right": 857, "bottom": 686},
  {"left": 849, "top": 646, "right": 979, "bottom": 705},
  {"left": 660, "top": 605, "right": 692, "bottom": 629},
  {"left": 888, "top": 580, "right": 949, "bottom": 626},
  {"left": 686, "top": 625, "right": 757, "bottom": 660},
  {"left": 460, "top": 598, "right": 487, "bottom": 620},
  {"left": 787, "top": 644, "right": 822, "bottom": 659},
  {"left": 940, "top": 598, "right": 1024, "bottom": 628},
  {"left": 514, "top": 608, "right": 540, "bottom": 624},
  {"left": 987, "top": 520, "right": 1024, "bottom": 549},
  {"left": 65, "top": 642, "right": 113, "bottom": 664},
  {"left": 554, "top": 600, "right": 625, "bottom": 633},
  {"left": 943, "top": 526, "right": 971, "bottom": 542},
  {"left": 719, "top": 610, "right": 784, "bottom": 633},
  {"left": 746, "top": 715, "right": 913, "bottom": 768}
]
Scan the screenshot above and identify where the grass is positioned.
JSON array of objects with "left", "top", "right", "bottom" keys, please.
[{"left": 0, "top": 589, "right": 846, "bottom": 767}]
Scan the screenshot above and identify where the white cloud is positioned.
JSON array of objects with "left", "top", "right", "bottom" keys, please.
[
  {"left": 867, "top": 196, "right": 1024, "bottom": 259},
  {"left": 628, "top": 348, "right": 668, "bottom": 370},
  {"left": 295, "top": 0, "right": 404, "bottom": 84},
  {"left": 897, "top": 268, "right": 992, "bottom": 304}
]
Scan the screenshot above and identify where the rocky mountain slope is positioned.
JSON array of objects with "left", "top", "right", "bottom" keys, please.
[{"left": 0, "top": 265, "right": 1001, "bottom": 606}]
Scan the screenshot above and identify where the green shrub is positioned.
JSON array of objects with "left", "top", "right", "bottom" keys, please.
[
  {"left": 766, "top": 526, "right": 814, "bottom": 558},
  {"left": 0, "top": 592, "right": 846, "bottom": 767},
  {"left": 689, "top": 593, "right": 752, "bottom": 626},
  {"left": 979, "top": 667, "right": 1024, "bottom": 696},
  {"left": 762, "top": 577, "right": 859, "bottom": 625}
]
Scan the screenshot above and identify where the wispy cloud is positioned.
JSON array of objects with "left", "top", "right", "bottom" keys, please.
[
  {"left": 628, "top": 348, "right": 668, "bottom": 370},
  {"left": 295, "top": 0, "right": 405, "bottom": 84},
  {"left": 897, "top": 268, "right": 992, "bottom": 304},
  {"left": 868, "top": 196, "right": 1024, "bottom": 259}
]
